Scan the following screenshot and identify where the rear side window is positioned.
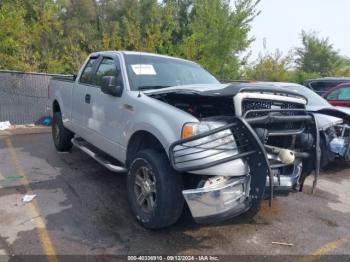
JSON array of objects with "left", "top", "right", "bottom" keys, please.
[
  {"left": 327, "top": 89, "right": 341, "bottom": 100},
  {"left": 93, "top": 58, "right": 118, "bottom": 86},
  {"left": 309, "top": 80, "right": 350, "bottom": 95},
  {"left": 310, "top": 82, "right": 330, "bottom": 95},
  {"left": 338, "top": 87, "right": 350, "bottom": 100},
  {"left": 328, "top": 87, "right": 350, "bottom": 100},
  {"left": 79, "top": 57, "right": 98, "bottom": 84}
]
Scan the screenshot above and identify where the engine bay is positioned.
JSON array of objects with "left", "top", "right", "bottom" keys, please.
[{"left": 150, "top": 93, "right": 235, "bottom": 119}]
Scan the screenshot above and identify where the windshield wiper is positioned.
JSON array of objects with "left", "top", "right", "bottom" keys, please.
[{"left": 138, "top": 85, "right": 170, "bottom": 91}]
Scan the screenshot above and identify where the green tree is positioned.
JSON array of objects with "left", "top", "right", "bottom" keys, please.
[
  {"left": 58, "top": 0, "right": 102, "bottom": 72},
  {"left": 158, "top": 1, "right": 181, "bottom": 54},
  {"left": 295, "top": 31, "right": 343, "bottom": 76},
  {"left": 0, "top": 0, "right": 260, "bottom": 76},
  {"left": 163, "top": 0, "right": 192, "bottom": 50},
  {"left": 0, "top": 1, "right": 31, "bottom": 71},
  {"left": 180, "top": 0, "right": 260, "bottom": 79},
  {"left": 24, "top": 0, "right": 66, "bottom": 72},
  {"left": 243, "top": 49, "right": 293, "bottom": 81},
  {"left": 330, "top": 57, "right": 350, "bottom": 77}
]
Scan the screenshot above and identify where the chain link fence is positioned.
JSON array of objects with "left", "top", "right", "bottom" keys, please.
[{"left": 0, "top": 70, "right": 69, "bottom": 125}]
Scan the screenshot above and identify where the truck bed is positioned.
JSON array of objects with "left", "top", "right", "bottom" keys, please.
[{"left": 49, "top": 77, "right": 75, "bottom": 125}]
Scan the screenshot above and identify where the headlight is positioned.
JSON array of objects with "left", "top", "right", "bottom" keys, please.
[{"left": 181, "top": 121, "right": 236, "bottom": 150}]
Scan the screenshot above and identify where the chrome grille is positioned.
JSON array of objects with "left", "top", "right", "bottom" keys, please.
[
  {"left": 242, "top": 99, "right": 306, "bottom": 131},
  {"left": 242, "top": 99, "right": 305, "bottom": 118}
]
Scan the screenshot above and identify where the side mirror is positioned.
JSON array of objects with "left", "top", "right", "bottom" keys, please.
[{"left": 101, "top": 76, "right": 123, "bottom": 97}]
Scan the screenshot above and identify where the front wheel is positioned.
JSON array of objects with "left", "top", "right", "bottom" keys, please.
[
  {"left": 52, "top": 112, "right": 74, "bottom": 152},
  {"left": 127, "top": 149, "right": 184, "bottom": 229}
]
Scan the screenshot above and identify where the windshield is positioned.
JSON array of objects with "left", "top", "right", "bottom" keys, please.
[
  {"left": 288, "top": 85, "right": 331, "bottom": 107},
  {"left": 124, "top": 54, "right": 219, "bottom": 91}
]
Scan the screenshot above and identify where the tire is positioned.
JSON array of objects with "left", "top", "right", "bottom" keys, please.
[
  {"left": 127, "top": 149, "right": 184, "bottom": 229},
  {"left": 52, "top": 112, "right": 74, "bottom": 152}
]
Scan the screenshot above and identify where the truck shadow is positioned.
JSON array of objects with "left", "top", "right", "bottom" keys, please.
[{"left": 322, "top": 160, "right": 350, "bottom": 173}]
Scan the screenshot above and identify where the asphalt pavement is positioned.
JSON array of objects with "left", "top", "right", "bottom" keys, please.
[{"left": 0, "top": 133, "right": 350, "bottom": 260}]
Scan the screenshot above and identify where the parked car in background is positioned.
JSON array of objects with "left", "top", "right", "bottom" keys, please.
[
  {"left": 304, "top": 77, "right": 350, "bottom": 96},
  {"left": 322, "top": 83, "right": 350, "bottom": 107}
]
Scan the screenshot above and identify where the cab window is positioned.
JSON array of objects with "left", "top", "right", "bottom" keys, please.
[
  {"left": 93, "top": 57, "right": 119, "bottom": 86},
  {"left": 79, "top": 57, "right": 98, "bottom": 84}
]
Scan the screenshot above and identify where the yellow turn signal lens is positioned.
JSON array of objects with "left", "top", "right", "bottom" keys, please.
[{"left": 181, "top": 124, "right": 194, "bottom": 139}]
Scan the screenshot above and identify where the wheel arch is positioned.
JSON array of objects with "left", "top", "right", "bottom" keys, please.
[{"left": 126, "top": 130, "right": 167, "bottom": 167}]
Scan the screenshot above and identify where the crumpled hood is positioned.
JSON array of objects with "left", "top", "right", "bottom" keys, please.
[
  {"left": 142, "top": 83, "right": 231, "bottom": 95},
  {"left": 143, "top": 83, "right": 307, "bottom": 99}
]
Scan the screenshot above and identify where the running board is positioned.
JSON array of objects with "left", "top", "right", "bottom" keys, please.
[{"left": 71, "top": 137, "right": 127, "bottom": 173}]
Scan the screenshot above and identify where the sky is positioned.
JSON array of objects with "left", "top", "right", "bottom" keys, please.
[{"left": 248, "top": 0, "right": 349, "bottom": 61}]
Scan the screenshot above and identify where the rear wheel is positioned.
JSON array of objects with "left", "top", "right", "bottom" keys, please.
[
  {"left": 127, "top": 149, "right": 184, "bottom": 229},
  {"left": 52, "top": 112, "right": 74, "bottom": 152}
]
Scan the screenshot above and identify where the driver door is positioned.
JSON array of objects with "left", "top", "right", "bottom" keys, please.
[{"left": 84, "top": 55, "right": 125, "bottom": 159}]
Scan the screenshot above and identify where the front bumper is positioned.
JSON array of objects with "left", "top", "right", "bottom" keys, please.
[
  {"left": 169, "top": 117, "right": 270, "bottom": 223},
  {"left": 182, "top": 175, "right": 251, "bottom": 223}
]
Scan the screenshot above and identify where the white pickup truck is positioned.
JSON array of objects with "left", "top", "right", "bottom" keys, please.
[{"left": 49, "top": 51, "right": 319, "bottom": 229}]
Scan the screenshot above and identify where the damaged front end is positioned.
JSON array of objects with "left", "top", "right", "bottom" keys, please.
[
  {"left": 148, "top": 84, "right": 320, "bottom": 223},
  {"left": 243, "top": 108, "right": 320, "bottom": 194},
  {"left": 169, "top": 117, "right": 270, "bottom": 223}
]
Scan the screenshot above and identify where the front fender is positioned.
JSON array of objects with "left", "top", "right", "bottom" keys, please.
[
  {"left": 125, "top": 116, "right": 179, "bottom": 156},
  {"left": 121, "top": 92, "right": 199, "bottom": 158}
]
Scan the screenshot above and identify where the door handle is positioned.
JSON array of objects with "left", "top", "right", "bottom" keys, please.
[{"left": 85, "top": 94, "right": 91, "bottom": 104}]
